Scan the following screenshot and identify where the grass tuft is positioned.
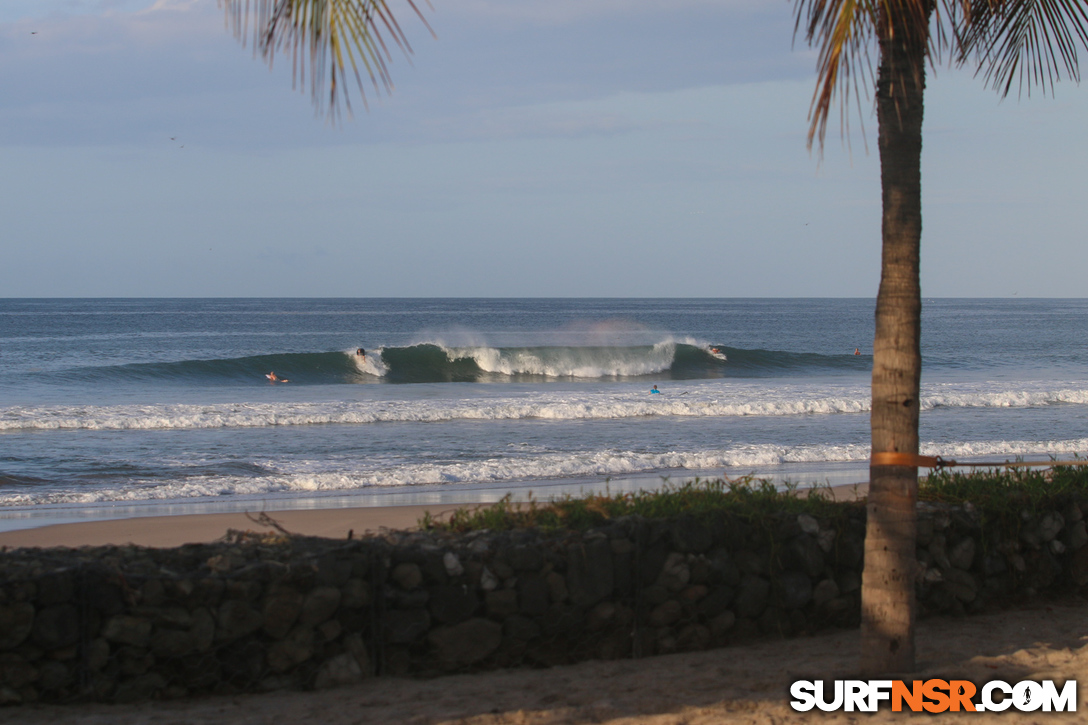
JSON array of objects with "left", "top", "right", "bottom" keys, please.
[{"left": 421, "top": 476, "right": 848, "bottom": 533}]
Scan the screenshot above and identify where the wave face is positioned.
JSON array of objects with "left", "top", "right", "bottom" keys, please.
[{"left": 28, "top": 341, "right": 873, "bottom": 386}]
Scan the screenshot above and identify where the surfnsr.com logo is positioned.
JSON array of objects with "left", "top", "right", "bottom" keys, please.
[{"left": 789, "top": 679, "right": 1078, "bottom": 713}]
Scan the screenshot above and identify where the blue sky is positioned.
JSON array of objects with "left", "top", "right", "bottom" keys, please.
[{"left": 2, "top": 0, "right": 1086, "bottom": 297}]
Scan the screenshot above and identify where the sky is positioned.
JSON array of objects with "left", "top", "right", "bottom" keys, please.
[{"left": 1, "top": 0, "right": 1086, "bottom": 298}]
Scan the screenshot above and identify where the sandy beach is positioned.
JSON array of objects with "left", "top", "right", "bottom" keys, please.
[
  {"left": 2, "top": 481, "right": 1087, "bottom": 724},
  {"left": 0, "top": 482, "right": 872, "bottom": 550}
]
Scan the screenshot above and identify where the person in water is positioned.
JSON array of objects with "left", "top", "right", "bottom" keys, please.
[
  {"left": 650, "top": 385, "right": 661, "bottom": 394},
  {"left": 267, "top": 371, "right": 288, "bottom": 383},
  {"left": 854, "top": 348, "right": 861, "bottom": 356},
  {"left": 356, "top": 348, "right": 366, "bottom": 360}
]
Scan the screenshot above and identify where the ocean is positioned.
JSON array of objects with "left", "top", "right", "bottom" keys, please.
[{"left": 2, "top": 298, "right": 1086, "bottom": 532}]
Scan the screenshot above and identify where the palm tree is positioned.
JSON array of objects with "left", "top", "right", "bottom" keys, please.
[
  {"left": 794, "top": 0, "right": 1088, "bottom": 673},
  {"left": 219, "top": 0, "right": 431, "bottom": 118}
]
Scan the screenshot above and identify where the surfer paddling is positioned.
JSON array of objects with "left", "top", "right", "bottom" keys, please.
[{"left": 266, "top": 371, "right": 289, "bottom": 383}]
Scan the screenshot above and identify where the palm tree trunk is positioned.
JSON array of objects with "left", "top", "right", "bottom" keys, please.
[{"left": 861, "top": 2, "right": 930, "bottom": 675}]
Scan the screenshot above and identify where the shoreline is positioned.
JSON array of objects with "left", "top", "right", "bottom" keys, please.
[{"left": 0, "top": 481, "right": 869, "bottom": 549}]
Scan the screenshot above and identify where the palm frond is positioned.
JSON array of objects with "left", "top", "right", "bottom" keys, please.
[
  {"left": 220, "top": 0, "right": 432, "bottom": 119},
  {"left": 794, "top": 1, "right": 974, "bottom": 150},
  {"left": 959, "top": 0, "right": 1088, "bottom": 97}
]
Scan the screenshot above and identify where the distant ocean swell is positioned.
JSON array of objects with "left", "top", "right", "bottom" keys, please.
[
  {"left": 20, "top": 341, "right": 875, "bottom": 386},
  {"left": 3, "top": 384, "right": 1088, "bottom": 432},
  {"left": 5, "top": 436, "right": 1088, "bottom": 507}
]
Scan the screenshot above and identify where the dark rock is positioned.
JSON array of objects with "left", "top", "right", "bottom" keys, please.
[
  {"left": 949, "top": 537, "right": 976, "bottom": 570},
  {"left": 836, "top": 570, "right": 861, "bottom": 595},
  {"left": 0, "top": 603, "right": 35, "bottom": 650},
  {"left": 633, "top": 539, "right": 664, "bottom": 584},
  {"left": 656, "top": 553, "right": 691, "bottom": 592},
  {"left": 189, "top": 577, "right": 226, "bottom": 609},
  {"left": 834, "top": 532, "right": 865, "bottom": 569},
  {"left": 709, "top": 611, "right": 736, "bottom": 638},
  {"left": 103, "top": 615, "right": 152, "bottom": 648},
  {"left": 190, "top": 608, "right": 216, "bottom": 652},
  {"left": 149, "top": 629, "right": 195, "bottom": 659},
  {"left": 675, "top": 624, "right": 710, "bottom": 651},
  {"left": 384, "top": 608, "right": 430, "bottom": 644},
  {"left": 642, "top": 584, "right": 670, "bottom": 606},
  {"left": 733, "top": 575, "right": 770, "bottom": 619},
  {"left": 518, "top": 576, "right": 550, "bottom": 617},
  {"left": 262, "top": 588, "right": 304, "bottom": 639},
  {"left": 37, "top": 661, "right": 70, "bottom": 692},
  {"left": 776, "top": 571, "right": 813, "bottom": 610},
  {"left": 344, "top": 632, "right": 370, "bottom": 675},
  {"left": 216, "top": 600, "right": 264, "bottom": 641},
  {"left": 811, "top": 578, "right": 840, "bottom": 608},
  {"left": 0, "top": 653, "right": 37, "bottom": 689},
  {"left": 506, "top": 545, "right": 544, "bottom": 571},
  {"left": 116, "top": 646, "right": 154, "bottom": 676},
  {"left": 546, "top": 571, "right": 569, "bottom": 604},
  {"left": 696, "top": 585, "right": 735, "bottom": 618},
  {"left": 485, "top": 589, "right": 518, "bottom": 619},
  {"left": 648, "top": 600, "right": 682, "bottom": 628},
  {"left": 428, "top": 618, "right": 503, "bottom": 666},
  {"left": 314, "top": 555, "right": 354, "bottom": 587},
  {"left": 144, "top": 606, "right": 192, "bottom": 629},
  {"left": 585, "top": 601, "right": 616, "bottom": 630},
  {"left": 219, "top": 640, "right": 266, "bottom": 687},
  {"left": 758, "top": 607, "right": 794, "bottom": 637},
  {"left": 391, "top": 563, "right": 423, "bottom": 590},
  {"left": 387, "top": 586, "right": 429, "bottom": 609},
  {"left": 300, "top": 586, "right": 341, "bottom": 627},
  {"left": 85, "top": 638, "right": 110, "bottom": 671},
  {"left": 566, "top": 537, "right": 614, "bottom": 607},
  {"left": 1038, "top": 512, "right": 1065, "bottom": 543},
  {"left": 420, "top": 552, "right": 449, "bottom": 585},
  {"left": 797, "top": 514, "right": 820, "bottom": 535},
  {"left": 503, "top": 614, "right": 541, "bottom": 641},
  {"left": 314, "top": 652, "right": 364, "bottom": 689},
  {"left": 732, "top": 551, "right": 766, "bottom": 576},
  {"left": 540, "top": 604, "right": 584, "bottom": 637},
  {"left": 688, "top": 557, "right": 710, "bottom": 585},
  {"left": 982, "top": 554, "right": 1007, "bottom": 576},
  {"left": 785, "top": 536, "right": 825, "bottom": 578},
  {"left": 429, "top": 584, "right": 479, "bottom": 624},
  {"left": 1071, "top": 544, "right": 1088, "bottom": 586},
  {"left": 31, "top": 604, "right": 79, "bottom": 651},
  {"left": 266, "top": 622, "right": 315, "bottom": 670},
  {"left": 36, "top": 573, "right": 75, "bottom": 607},
  {"left": 1065, "top": 520, "right": 1088, "bottom": 551},
  {"left": 113, "top": 673, "right": 167, "bottom": 704},
  {"left": 85, "top": 576, "right": 126, "bottom": 616},
  {"left": 679, "top": 585, "right": 708, "bottom": 603},
  {"left": 707, "top": 549, "right": 741, "bottom": 587},
  {"left": 670, "top": 517, "right": 713, "bottom": 553},
  {"left": 171, "top": 652, "right": 220, "bottom": 690},
  {"left": 340, "top": 578, "right": 370, "bottom": 609}
]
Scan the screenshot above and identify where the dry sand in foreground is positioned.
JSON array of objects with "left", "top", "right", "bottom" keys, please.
[{"left": 1, "top": 600, "right": 1085, "bottom": 725}]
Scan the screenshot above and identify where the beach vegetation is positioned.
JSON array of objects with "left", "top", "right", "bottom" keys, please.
[
  {"left": 420, "top": 477, "right": 851, "bottom": 534},
  {"left": 793, "top": 0, "right": 1088, "bottom": 673},
  {"left": 420, "top": 467, "right": 1088, "bottom": 536}
]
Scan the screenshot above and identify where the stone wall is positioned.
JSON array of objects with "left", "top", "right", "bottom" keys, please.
[{"left": 2, "top": 498, "right": 1088, "bottom": 705}]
